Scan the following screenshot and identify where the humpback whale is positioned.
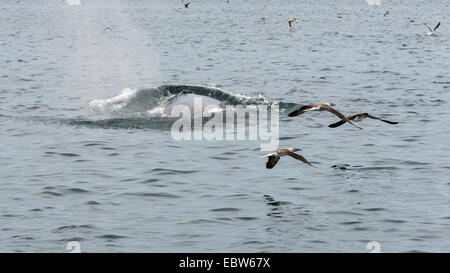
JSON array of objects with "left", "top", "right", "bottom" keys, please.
[{"left": 164, "top": 90, "right": 226, "bottom": 117}]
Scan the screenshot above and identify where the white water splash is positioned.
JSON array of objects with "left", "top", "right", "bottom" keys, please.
[{"left": 88, "top": 88, "right": 137, "bottom": 112}]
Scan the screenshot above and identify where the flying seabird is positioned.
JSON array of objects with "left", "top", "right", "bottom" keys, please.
[
  {"left": 424, "top": 22, "right": 440, "bottom": 36},
  {"left": 328, "top": 113, "right": 398, "bottom": 128},
  {"left": 408, "top": 17, "right": 415, "bottom": 23},
  {"left": 103, "top": 27, "right": 112, "bottom": 33},
  {"left": 261, "top": 148, "right": 313, "bottom": 169},
  {"left": 288, "top": 103, "right": 362, "bottom": 129},
  {"left": 184, "top": 3, "right": 190, "bottom": 8},
  {"left": 288, "top": 18, "right": 296, "bottom": 28},
  {"left": 384, "top": 10, "right": 390, "bottom": 17}
]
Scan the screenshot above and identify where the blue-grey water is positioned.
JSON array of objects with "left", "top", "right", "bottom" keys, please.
[{"left": 1, "top": 0, "right": 449, "bottom": 252}]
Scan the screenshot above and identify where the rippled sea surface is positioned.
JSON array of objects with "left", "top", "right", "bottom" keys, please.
[{"left": 1, "top": 0, "right": 449, "bottom": 252}]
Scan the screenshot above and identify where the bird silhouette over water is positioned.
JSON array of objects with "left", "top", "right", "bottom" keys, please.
[
  {"left": 262, "top": 148, "right": 313, "bottom": 169},
  {"left": 288, "top": 103, "right": 362, "bottom": 129},
  {"left": 424, "top": 22, "right": 440, "bottom": 36},
  {"left": 328, "top": 113, "right": 398, "bottom": 128}
]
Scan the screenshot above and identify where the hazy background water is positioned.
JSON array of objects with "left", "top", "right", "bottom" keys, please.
[{"left": 1, "top": 0, "right": 449, "bottom": 252}]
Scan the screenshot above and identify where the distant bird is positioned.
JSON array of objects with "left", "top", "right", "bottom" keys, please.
[
  {"left": 260, "top": 17, "right": 266, "bottom": 21},
  {"left": 408, "top": 17, "right": 415, "bottom": 23},
  {"left": 424, "top": 22, "right": 440, "bottom": 36},
  {"left": 102, "top": 27, "right": 112, "bottom": 33},
  {"left": 184, "top": 3, "right": 190, "bottom": 8},
  {"left": 328, "top": 113, "right": 398, "bottom": 128},
  {"left": 288, "top": 18, "right": 297, "bottom": 28},
  {"left": 384, "top": 10, "right": 390, "bottom": 17},
  {"left": 337, "top": 16, "right": 343, "bottom": 19},
  {"left": 262, "top": 148, "right": 313, "bottom": 169},
  {"left": 366, "top": 0, "right": 381, "bottom": 6},
  {"left": 288, "top": 103, "right": 362, "bottom": 129}
]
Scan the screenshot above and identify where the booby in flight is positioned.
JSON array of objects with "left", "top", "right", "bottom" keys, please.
[
  {"left": 288, "top": 103, "right": 362, "bottom": 129},
  {"left": 262, "top": 148, "right": 313, "bottom": 169},
  {"left": 328, "top": 113, "right": 398, "bottom": 128}
]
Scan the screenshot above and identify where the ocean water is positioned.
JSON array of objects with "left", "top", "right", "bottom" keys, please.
[{"left": 1, "top": 0, "right": 449, "bottom": 252}]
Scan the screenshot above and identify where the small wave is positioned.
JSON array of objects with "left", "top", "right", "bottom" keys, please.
[
  {"left": 97, "top": 234, "right": 127, "bottom": 240},
  {"left": 41, "top": 191, "right": 63, "bottom": 197},
  {"left": 150, "top": 168, "right": 198, "bottom": 175},
  {"left": 52, "top": 225, "right": 95, "bottom": 233},
  {"left": 362, "top": 208, "right": 387, "bottom": 212},
  {"left": 235, "top": 216, "right": 258, "bottom": 221},
  {"left": 210, "top": 208, "right": 240, "bottom": 212},
  {"left": 123, "top": 192, "right": 180, "bottom": 198},
  {"left": 65, "top": 188, "right": 90, "bottom": 194}
]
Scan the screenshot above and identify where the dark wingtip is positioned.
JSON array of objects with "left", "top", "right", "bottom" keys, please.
[
  {"left": 382, "top": 120, "right": 399, "bottom": 125},
  {"left": 288, "top": 111, "right": 298, "bottom": 117},
  {"left": 328, "top": 120, "right": 345, "bottom": 128},
  {"left": 299, "top": 105, "right": 310, "bottom": 111},
  {"left": 288, "top": 105, "right": 309, "bottom": 117}
]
